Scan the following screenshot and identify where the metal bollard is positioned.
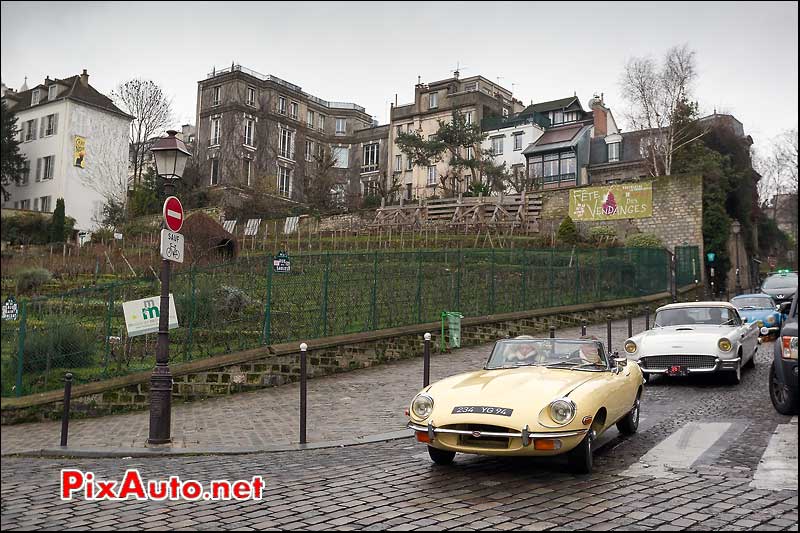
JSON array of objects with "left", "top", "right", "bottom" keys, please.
[
  {"left": 645, "top": 307, "right": 651, "bottom": 331},
  {"left": 299, "top": 343, "right": 308, "bottom": 445},
  {"left": 423, "top": 333, "right": 431, "bottom": 388},
  {"left": 581, "top": 319, "right": 587, "bottom": 337},
  {"left": 627, "top": 310, "right": 633, "bottom": 338},
  {"left": 549, "top": 325, "right": 556, "bottom": 339},
  {"left": 60, "top": 373, "right": 73, "bottom": 447},
  {"left": 606, "top": 315, "right": 612, "bottom": 353}
]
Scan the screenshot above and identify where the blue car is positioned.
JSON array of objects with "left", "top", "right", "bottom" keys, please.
[{"left": 731, "top": 294, "right": 783, "bottom": 337}]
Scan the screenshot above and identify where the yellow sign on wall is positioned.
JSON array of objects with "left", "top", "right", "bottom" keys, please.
[
  {"left": 568, "top": 182, "right": 653, "bottom": 221},
  {"left": 74, "top": 136, "right": 86, "bottom": 168}
]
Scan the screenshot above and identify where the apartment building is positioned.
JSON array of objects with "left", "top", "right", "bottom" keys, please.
[
  {"left": 389, "top": 73, "right": 524, "bottom": 200},
  {"left": 2, "top": 70, "right": 133, "bottom": 230},
  {"left": 195, "top": 64, "right": 388, "bottom": 206},
  {"left": 480, "top": 109, "right": 549, "bottom": 192}
]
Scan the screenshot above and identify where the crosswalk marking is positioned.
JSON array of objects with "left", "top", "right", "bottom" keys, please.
[
  {"left": 750, "top": 417, "right": 799, "bottom": 491},
  {"left": 620, "top": 422, "right": 732, "bottom": 479}
]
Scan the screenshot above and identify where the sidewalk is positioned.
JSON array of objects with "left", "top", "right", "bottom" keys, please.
[{"left": 0, "top": 316, "right": 646, "bottom": 455}]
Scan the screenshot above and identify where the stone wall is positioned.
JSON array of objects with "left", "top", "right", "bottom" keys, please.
[
  {"left": 539, "top": 175, "right": 704, "bottom": 259},
  {"left": 1, "top": 286, "right": 702, "bottom": 425}
]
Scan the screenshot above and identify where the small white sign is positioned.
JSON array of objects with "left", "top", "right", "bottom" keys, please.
[
  {"left": 114, "top": 232, "right": 123, "bottom": 240},
  {"left": 160, "top": 229, "right": 184, "bottom": 263},
  {"left": 122, "top": 294, "right": 179, "bottom": 337}
]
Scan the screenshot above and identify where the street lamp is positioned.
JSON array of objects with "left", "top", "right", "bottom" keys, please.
[
  {"left": 147, "top": 130, "right": 191, "bottom": 445},
  {"left": 732, "top": 220, "right": 742, "bottom": 296}
]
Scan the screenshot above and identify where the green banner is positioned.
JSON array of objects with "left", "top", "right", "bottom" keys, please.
[{"left": 568, "top": 182, "right": 653, "bottom": 221}]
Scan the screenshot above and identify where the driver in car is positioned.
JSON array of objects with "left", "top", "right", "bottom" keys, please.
[
  {"left": 575, "top": 335, "right": 604, "bottom": 365},
  {"left": 505, "top": 343, "right": 541, "bottom": 365}
]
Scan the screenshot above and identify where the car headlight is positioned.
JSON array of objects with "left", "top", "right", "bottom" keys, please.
[
  {"left": 766, "top": 315, "right": 776, "bottom": 325},
  {"left": 549, "top": 398, "right": 576, "bottom": 425},
  {"left": 624, "top": 340, "right": 637, "bottom": 354},
  {"left": 756, "top": 320, "right": 764, "bottom": 327},
  {"left": 718, "top": 339, "right": 732, "bottom": 352},
  {"left": 411, "top": 394, "right": 434, "bottom": 419}
]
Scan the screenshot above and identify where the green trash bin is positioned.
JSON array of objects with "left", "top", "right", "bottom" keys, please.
[{"left": 441, "top": 311, "right": 464, "bottom": 351}]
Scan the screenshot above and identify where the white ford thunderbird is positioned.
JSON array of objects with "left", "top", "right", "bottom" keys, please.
[{"left": 623, "top": 302, "right": 759, "bottom": 384}]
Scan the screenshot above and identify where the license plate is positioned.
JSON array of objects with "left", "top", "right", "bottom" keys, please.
[
  {"left": 451, "top": 406, "right": 513, "bottom": 416},
  {"left": 667, "top": 365, "right": 688, "bottom": 377}
]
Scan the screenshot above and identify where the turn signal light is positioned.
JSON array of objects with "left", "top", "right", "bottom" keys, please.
[
  {"left": 415, "top": 431, "right": 431, "bottom": 443},
  {"left": 534, "top": 439, "right": 562, "bottom": 451}
]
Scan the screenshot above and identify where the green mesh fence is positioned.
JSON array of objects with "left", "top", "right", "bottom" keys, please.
[{"left": 3, "top": 246, "right": 686, "bottom": 398}]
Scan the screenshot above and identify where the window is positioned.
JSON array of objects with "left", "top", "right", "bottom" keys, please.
[
  {"left": 363, "top": 180, "right": 378, "bottom": 197},
  {"left": 608, "top": 142, "right": 621, "bottom": 162},
  {"left": 44, "top": 114, "right": 58, "bottom": 136},
  {"left": 406, "top": 123, "right": 413, "bottom": 133},
  {"left": 513, "top": 133, "right": 524, "bottom": 151},
  {"left": 543, "top": 153, "right": 559, "bottom": 181},
  {"left": 552, "top": 110, "right": 563, "bottom": 124},
  {"left": 396, "top": 125, "right": 403, "bottom": 138},
  {"left": 20, "top": 199, "right": 30, "bottom": 210},
  {"left": 210, "top": 158, "right": 219, "bottom": 185},
  {"left": 210, "top": 118, "right": 221, "bottom": 146},
  {"left": 564, "top": 111, "right": 578, "bottom": 123},
  {"left": 20, "top": 160, "right": 30, "bottom": 185},
  {"left": 465, "top": 111, "right": 473, "bottom": 125},
  {"left": 561, "top": 153, "right": 576, "bottom": 177},
  {"left": 305, "top": 139, "right": 314, "bottom": 162},
  {"left": 428, "top": 92, "right": 438, "bottom": 109},
  {"left": 24, "top": 119, "right": 35, "bottom": 141},
  {"left": 318, "top": 114, "right": 325, "bottom": 131},
  {"left": 318, "top": 143, "right": 324, "bottom": 159},
  {"left": 502, "top": 108, "right": 509, "bottom": 117},
  {"left": 464, "top": 82, "right": 477, "bottom": 92},
  {"left": 31, "top": 89, "right": 40, "bottom": 106},
  {"left": 244, "top": 159, "right": 252, "bottom": 187},
  {"left": 332, "top": 146, "right": 348, "bottom": 168},
  {"left": 406, "top": 156, "right": 413, "bottom": 170},
  {"left": 528, "top": 155, "right": 543, "bottom": 179},
  {"left": 466, "top": 146, "right": 474, "bottom": 160},
  {"left": 279, "top": 128, "right": 295, "bottom": 159},
  {"left": 491, "top": 136, "right": 504, "bottom": 155},
  {"left": 289, "top": 102, "right": 298, "bottom": 120},
  {"left": 362, "top": 143, "right": 379, "bottom": 173},
  {"left": 395, "top": 155, "right": 402, "bottom": 172},
  {"left": 37, "top": 156, "right": 55, "bottom": 181},
  {"left": 246, "top": 87, "right": 256, "bottom": 106},
  {"left": 427, "top": 165, "right": 437, "bottom": 186},
  {"left": 307, "top": 110, "right": 314, "bottom": 128},
  {"left": 533, "top": 151, "right": 576, "bottom": 185},
  {"left": 244, "top": 119, "right": 254, "bottom": 146},
  {"left": 335, "top": 118, "right": 346, "bottom": 135},
  {"left": 33, "top": 198, "right": 39, "bottom": 211},
  {"left": 48, "top": 85, "right": 57, "bottom": 101},
  {"left": 212, "top": 86, "right": 221, "bottom": 106},
  {"left": 278, "top": 96, "right": 287, "bottom": 114},
  {"left": 278, "top": 166, "right": 291, "bottom": 197},
  {"left": 40, "top": 196, "right": 52, "bottom": 212}
]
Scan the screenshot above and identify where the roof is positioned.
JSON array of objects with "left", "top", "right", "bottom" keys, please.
[
  {"left": 656, "top": 302, "right": 737, "bottom": 312},
  {"left": 522, "top": 124, "right": 590, "bottom": 155},
  {"left": 520, "top": 96, "right": 582, "bottom": 116},
  {"left": 589, "top": 130, "right": 649, "bottom": 166},
  {"left": 3, "top": 75, "right": 133, "bottom": 120}
]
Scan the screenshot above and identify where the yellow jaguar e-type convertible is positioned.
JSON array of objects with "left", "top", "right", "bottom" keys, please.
[{"left": 407, "top": 336, "right": 644, "bottom": 473}]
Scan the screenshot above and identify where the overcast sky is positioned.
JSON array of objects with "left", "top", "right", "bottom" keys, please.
[{"left": 2, "top": 1, "right": 797, "bottom": 156}]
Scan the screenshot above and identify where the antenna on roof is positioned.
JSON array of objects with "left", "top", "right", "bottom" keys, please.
[{"left": 451, "top": 61, "right": 468, "bottom": 79}]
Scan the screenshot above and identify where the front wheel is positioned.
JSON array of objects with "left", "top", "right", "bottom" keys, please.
[
  {"left": 617, "top": 399, "right": 640, "bottom": 435},
  {"left": 726, "top": 360, "right": 742, "bottom": 385},
  {"left": 428, "top": 446, "right": 456, "bottom": 465},
  {"left": 568, "top": 430, "right": 594, "bottom": 474},
  {"left": 769, "top": 364, "right": 798, "bottom": 415}
]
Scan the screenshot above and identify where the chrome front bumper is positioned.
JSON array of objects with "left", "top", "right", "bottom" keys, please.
[
  {"left": 406, "top": 422, "right": 587, "bottom": 447},
  {"left": 637, "top": 355, "right": 741, "bottom": 374}
]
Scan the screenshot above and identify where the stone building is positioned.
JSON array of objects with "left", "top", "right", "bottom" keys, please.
[
  {"left": 388, "top": 72, "right": 524, "bottom": 200},
  {"left": 1, "top": 70, "right": 133, "bottom": 230},
  {"left": 194, "top": 64, "right": 388, "bottom": 207}
]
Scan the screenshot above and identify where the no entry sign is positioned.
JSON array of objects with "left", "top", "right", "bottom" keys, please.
[{"left": 163, "top": 196, "right": 184, "bottom": 232}]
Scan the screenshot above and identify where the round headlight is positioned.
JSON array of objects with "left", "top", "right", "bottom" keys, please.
[
  {"left": 624, "top": 340, "right": 637, "bottom": 354},
  {"left": 718, "top": 339, "right": 732, "bottom": 352},
  {"left": 411, "top": 394, "right": 434, "bottom": 420},
  {"left": 756, "top": 320, "right": 764, "bottom": 327},
  {"left": 766, "top": 315, "right": 776, "bottom": 325},
  {"left": 549, "top": 398, "right": 576, "bottom": 425}
]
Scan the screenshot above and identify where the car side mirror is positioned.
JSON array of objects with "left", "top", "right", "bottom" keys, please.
[
  {"left": 613, "top": 357, "right": 628, "bottom": 368},
  {"left": 780, "top": 302, "right": 791, "bottom": 314}
]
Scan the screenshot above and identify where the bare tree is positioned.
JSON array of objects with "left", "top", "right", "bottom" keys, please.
[
  {"left": 756, "top": 128, "right": 799, "bottom": 216},
  {"left": 78, "top": 124, "right": 130, "bottom": 227},
  {"left": 621, "top": 44, "right": 709, "bottom": 176},
  {"left": 302, "top": 147, "right": 339, "bottom": 210},
  {"left": 112, "top": 79, "right": 173, "bottom": 186}
]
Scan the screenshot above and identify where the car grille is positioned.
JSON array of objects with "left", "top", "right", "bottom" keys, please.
[
  {"left": 442, "top": 424, "right": 513, "bottom": 449},
  {"left": 640, "top": 355, "right": 717, "bottom": 370}
]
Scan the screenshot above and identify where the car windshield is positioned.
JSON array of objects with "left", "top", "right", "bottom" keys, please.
[
  {"left": 485, "top": 339, "right": 608, "bottom": 370},
  {"left": 732, "top": 296, "right": 774, "bottom": 309},
  {"left": 654, "top": 307, "right": 738, "bottom": 327},
  {"left": 763, "top": 273, "right": 798, "bottom": 290}
]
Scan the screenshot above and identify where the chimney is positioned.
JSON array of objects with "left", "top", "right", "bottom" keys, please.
[
  {"left": 589, "top": 93, "right": 607, "bottom": 138},
  {"left": 80, "top": 69, "right": 89, "bottom": 87}
]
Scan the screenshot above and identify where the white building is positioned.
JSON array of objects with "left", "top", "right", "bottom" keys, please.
[
  {"left": 2, "top": 70, "right": 133, "bottom": 230},
  {"left": 481, "top": 114, "right": 546, "bottom": 191}
]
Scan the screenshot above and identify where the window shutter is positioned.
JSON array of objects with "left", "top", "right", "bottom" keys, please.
[
  {"left": 36, "top": 158, "right": 42, "bottom": 181},
  {"left": 32, "top": 118, "right": 38, "bottom": 140},
  {"left": 40, "top": 117, "right": 46, "bottom": 137},
  {"left": 53, "top": 114, "right": 58, "bottom": 135}
]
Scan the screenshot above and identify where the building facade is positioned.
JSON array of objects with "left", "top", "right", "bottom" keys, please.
[
  {"left": 2, "top": 70, "right": 133, "bottom": 230},
  {"left": 388, "top": 73, "right": 524, "bottom": 200},
  {"left": 195, "top": 64, "right": 388, "bottom": 206}
]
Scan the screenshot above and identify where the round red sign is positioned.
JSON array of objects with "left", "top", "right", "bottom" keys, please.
[{"left": 163, "top": 196, "right": 184, "bottom": 232}]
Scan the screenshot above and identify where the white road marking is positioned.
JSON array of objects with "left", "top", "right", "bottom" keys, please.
[
  {"left": 750, "top": 417, "right": 799, "bottom": 491},
  {"left": 620, "top": 422, "right": 732, "bottom": 479}
]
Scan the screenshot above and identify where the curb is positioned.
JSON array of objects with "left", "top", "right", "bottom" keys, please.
[{"left": 2, "top": 429, "right": 414, "bottom": 459}]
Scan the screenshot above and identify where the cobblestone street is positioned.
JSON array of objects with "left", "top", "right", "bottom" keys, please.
[{"left": 1, "top": 319, "right": 798, "bottom": 530}]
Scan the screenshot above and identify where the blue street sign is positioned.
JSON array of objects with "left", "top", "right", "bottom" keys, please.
[{"left": 707, "top": 252, "right": 716, "bottom": 263}]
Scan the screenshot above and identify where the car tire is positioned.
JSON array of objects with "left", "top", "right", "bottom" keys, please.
[
  {"left": 568, "top": 430, "right": 594, "bottom": 475},
  {"left": 427, "top": 446, "right": 456, "bottom": 466},
  {"left": 744, "top": 352, "right": 756, "bottom": 369},
  {"left": 617, "top": 399, "right": 640, "bottom": 435},
  {"left": 726, "top": 359, "right": 742, "bottom": 385},
  {"left": 769, "top": 364, "right": 798, "bottom": 415}
]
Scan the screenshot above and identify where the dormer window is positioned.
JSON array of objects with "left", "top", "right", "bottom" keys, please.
[
  {"left": 608, "top": 142, "right": 621, "bottom": 162},
  {"left": 31, "top": 89, "right": 41, "bottom": 106},
  {"left": 48, "top": 85, "right": 58, "bottom": 101},
  {"left": 428, "top": 92, "right": 438, "bottom": 109}
]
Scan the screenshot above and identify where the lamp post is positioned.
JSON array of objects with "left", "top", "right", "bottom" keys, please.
[
  {"left": 732, "top": 220, "right": 742, "bottom": 296},
  {"left": 147, "top": 130, "right": 191, "bottom": 445}
]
